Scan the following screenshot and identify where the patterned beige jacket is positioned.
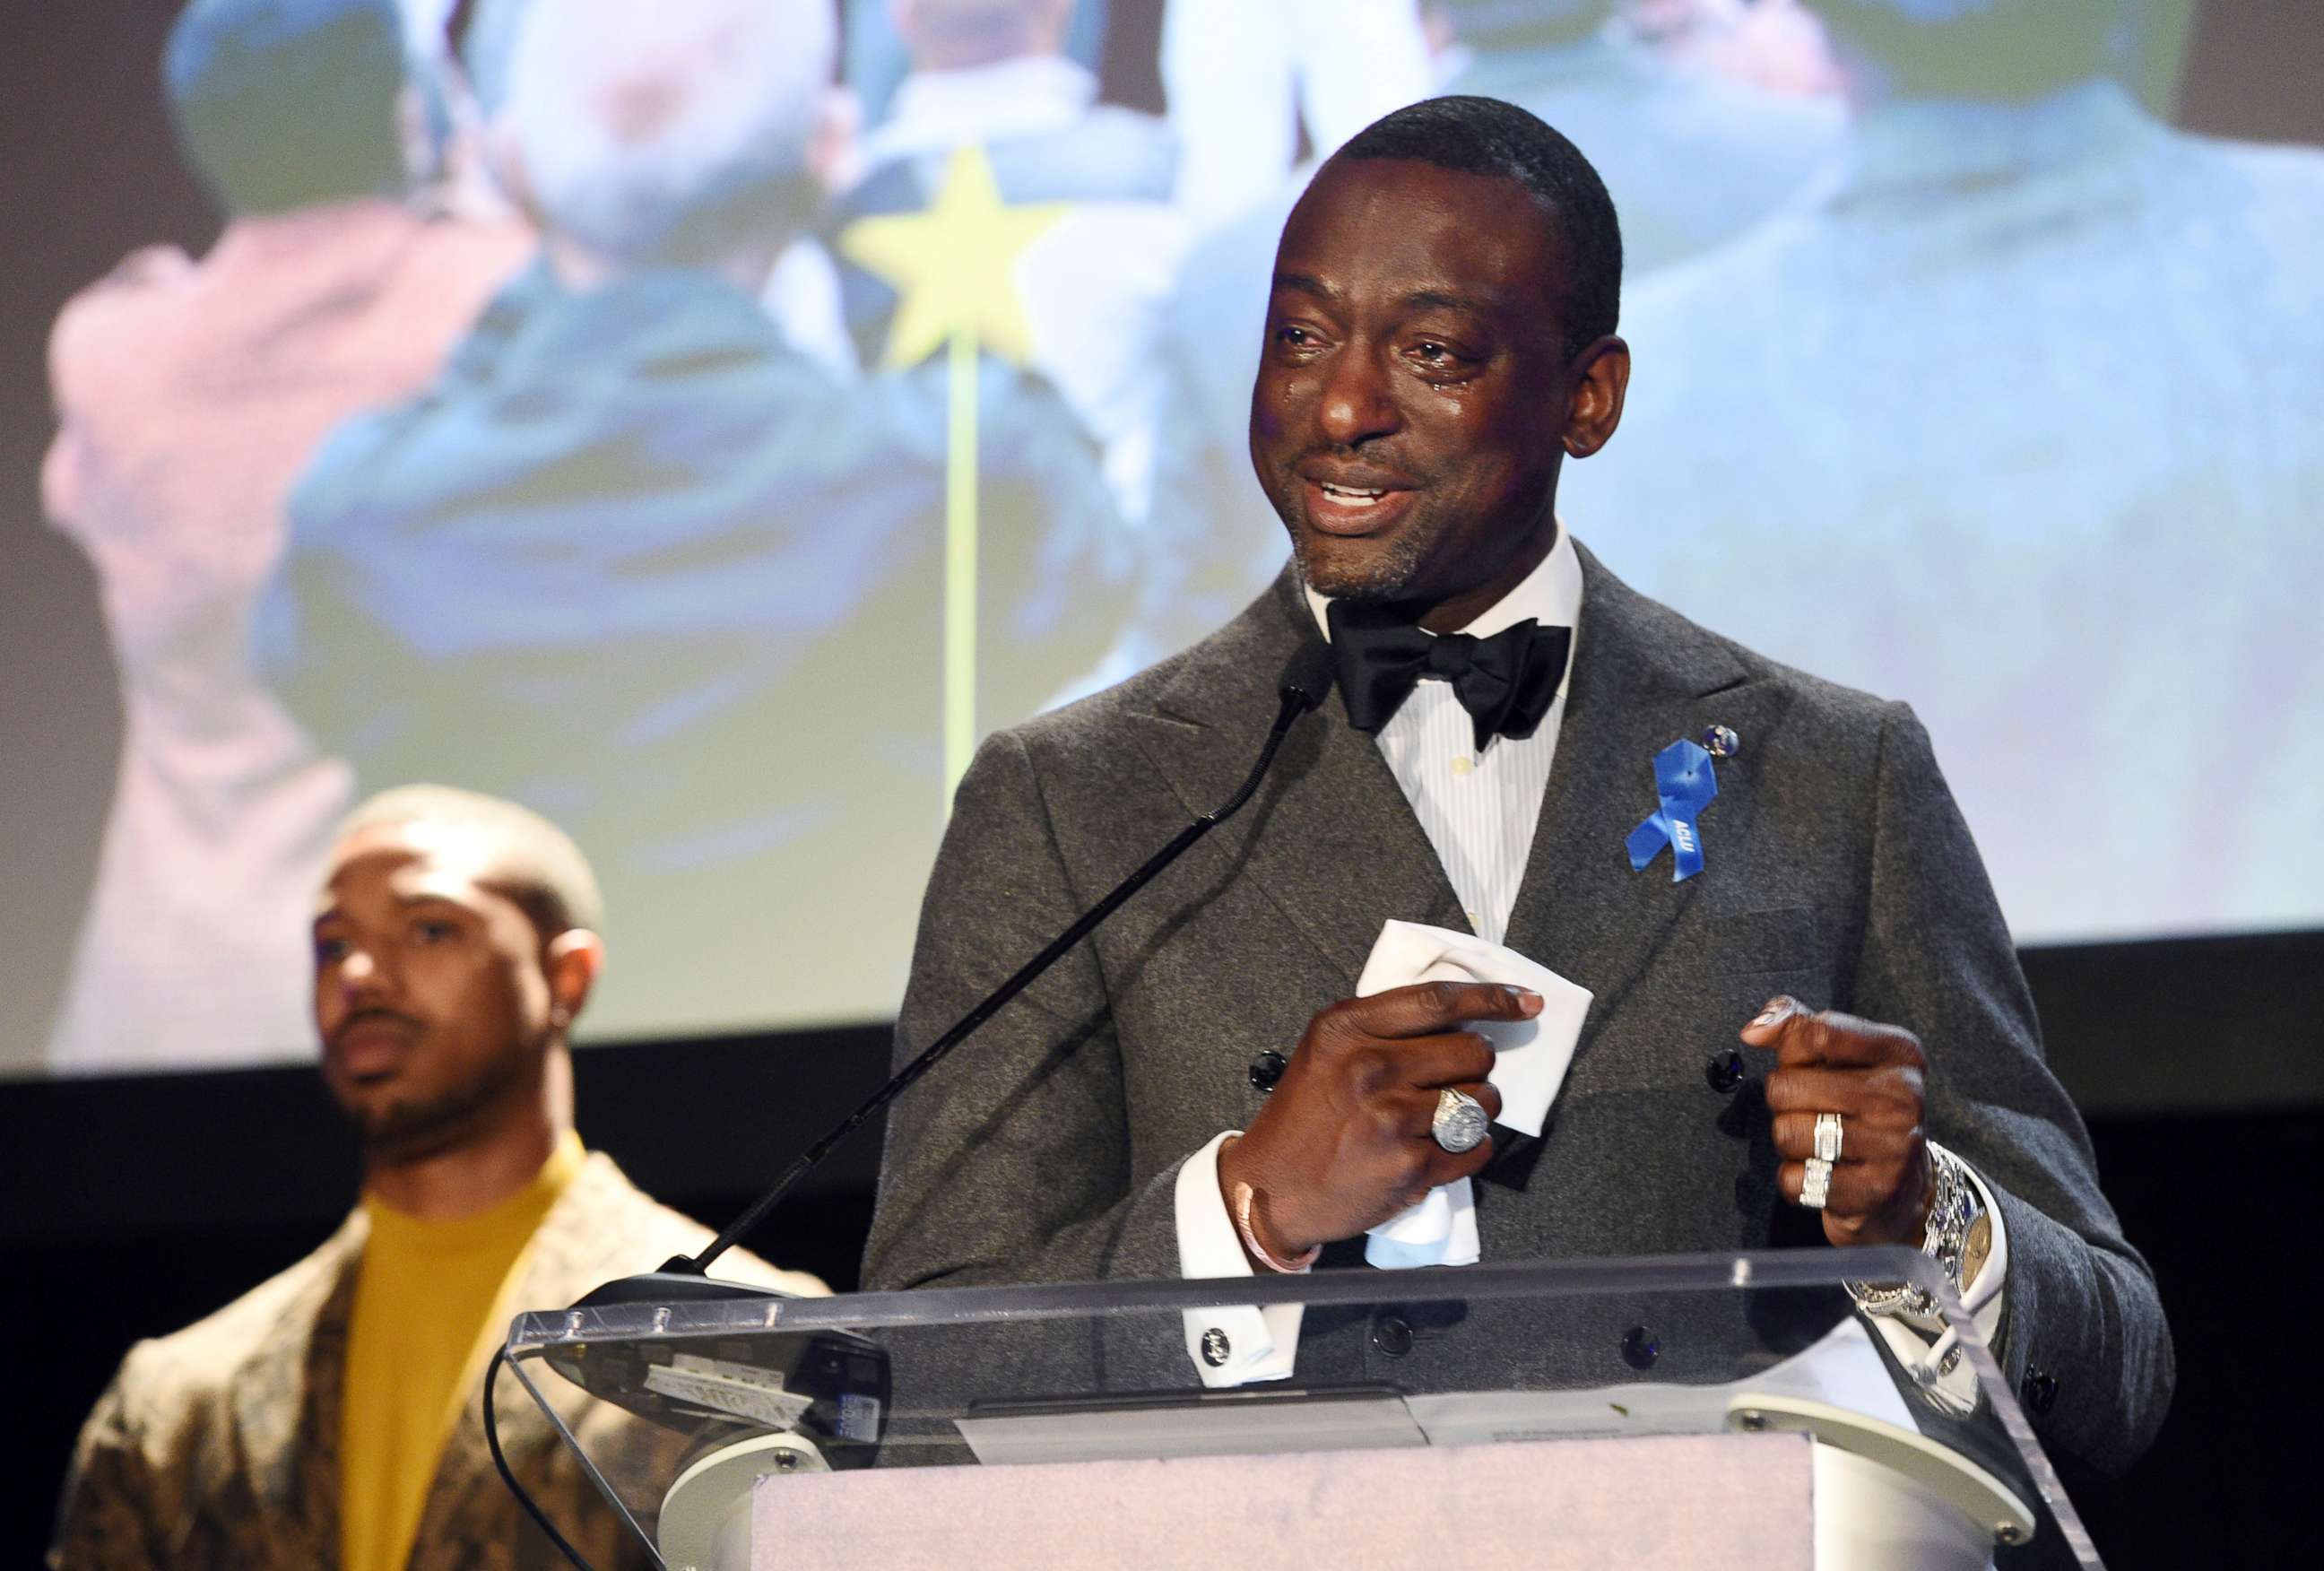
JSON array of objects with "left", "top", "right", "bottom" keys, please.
[{"left": 50, "top": 1152, "right": 826, "bottom": 1569}]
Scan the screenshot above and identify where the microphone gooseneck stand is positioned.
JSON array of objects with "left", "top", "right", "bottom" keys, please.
[
  {"left": 493, "top": 642, "right": 1337, "bottom": 1567},
  {"left": 661, "top": 639, "right": 1336, "bottom": 1284}
]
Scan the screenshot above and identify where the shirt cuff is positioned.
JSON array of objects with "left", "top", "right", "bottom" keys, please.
[
  {"left": 1863, "top": 1144, "right": 2010, "bottom": 1414},
  {"left": 1174, "top": 1131, "right": 1305, "bottom": 1387}
]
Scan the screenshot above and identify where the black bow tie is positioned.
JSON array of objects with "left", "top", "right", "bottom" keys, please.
[{"left": 1327, "top": 599, "right": 1572, "bottom": 752}]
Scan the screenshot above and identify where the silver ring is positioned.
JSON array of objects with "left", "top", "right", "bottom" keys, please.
[
  {"left": 1431, "top": 1088, "right": 1489, "bottom": 1153},
  {"left": 1814, "top": 1112, "right": 1843, "bottom": 1164},
  {"left": 1801, "top": 1157, "right": 1833, "bottom": 1210}
]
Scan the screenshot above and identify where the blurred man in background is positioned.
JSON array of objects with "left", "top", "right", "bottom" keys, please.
[
  {"left": 50, "top": 786, "right": 824, "bottom": 1570},
  {"left": 1442, "top": 0, "right": 1842, "bottom": 269},
  {"left": 263, "top": 0, "right": 1128, "bottom": 1043},
  {"left": 456, "top": 0, "right": 865, "bottom": 372},
  {"left": 1559, "top": 0, "right": 2324, "bottom": 944},
  {"left": 1159, "top": 0, "right": 1435, "bottom": 230},
  {"left": 40, "top": 0, "right": 531, "bottom": 1072}
]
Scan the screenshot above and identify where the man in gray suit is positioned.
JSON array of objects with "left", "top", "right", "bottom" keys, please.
[{"left": 867, "top": 96, "right": 2170, "bottom": 1479}]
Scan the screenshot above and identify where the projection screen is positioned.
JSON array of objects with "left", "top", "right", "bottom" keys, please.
[{"left": 5, "top": 0, "right": 2318, "bottom": 1076}]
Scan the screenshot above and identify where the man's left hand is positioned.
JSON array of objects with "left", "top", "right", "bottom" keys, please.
[{"left": 1740, "top": 995, "right": 1932, "bottom": 1248}]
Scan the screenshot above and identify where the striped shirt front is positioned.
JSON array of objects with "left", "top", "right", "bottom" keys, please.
[{"left": 1305, "top": 527, "right": 1583, "bottom": 944}]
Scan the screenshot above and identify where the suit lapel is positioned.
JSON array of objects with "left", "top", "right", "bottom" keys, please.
[
  {"left": 231, "top": 1211, "right": 363, "bottom": 1567},
  {"left": 1502, "top": 543, "right": 1776, "bottom": 1022},
  {"left": 1122, "top": 546, "right": 1783, "bottom": 1015},
  {"left": 1130, "top": 568, "right": 1466, "bottom": 985}
]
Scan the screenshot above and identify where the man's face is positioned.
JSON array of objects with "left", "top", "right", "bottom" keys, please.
[
  {"left": 311, "top": 824, "right": 556, "bottom": 1164},
  {"left": 1250, "top": 156, "right": 1617, "bottom": 623}
]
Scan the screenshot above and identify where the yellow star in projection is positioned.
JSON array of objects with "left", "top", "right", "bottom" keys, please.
[{"left": 838, "top": 143, "right": 1070, "bottom": 370}]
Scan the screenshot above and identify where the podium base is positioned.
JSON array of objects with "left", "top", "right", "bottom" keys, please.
[
  {"left": 731, "top": 1432, "right": 1817, "bottom": 1569},
  {"left": 661, "top": 1432, "right": 829, "bottom": 1571}
]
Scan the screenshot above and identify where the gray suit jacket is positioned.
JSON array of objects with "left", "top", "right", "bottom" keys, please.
[{"left": 865, "top": 543, "right": 2172, "bottom": 1476}]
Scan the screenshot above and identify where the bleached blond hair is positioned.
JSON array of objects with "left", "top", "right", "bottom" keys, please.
[
  {"left": 507, "top": 0, "right": 837, "bottom": 265},
  {"left": 335, "top": 784, "right": 605, "bottom": 936}
]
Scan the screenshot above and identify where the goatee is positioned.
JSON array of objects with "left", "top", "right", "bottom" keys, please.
[{"left": 351, "top": 1053, "right": 527, "bottom": 1167}]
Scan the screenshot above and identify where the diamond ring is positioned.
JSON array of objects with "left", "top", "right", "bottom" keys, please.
[
  {"left": 1814, "top": 1112, "right": 1843, "bottom": 1164},
  {"left": 1430, "top": 1088, "right": 1489, "bottom": 1153}
]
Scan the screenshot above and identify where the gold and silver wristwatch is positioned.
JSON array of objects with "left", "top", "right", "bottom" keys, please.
[{"left": 1844, "top": 1141, "right": 1991, "bottom": 1323}]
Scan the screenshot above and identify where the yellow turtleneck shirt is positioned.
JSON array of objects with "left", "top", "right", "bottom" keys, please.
[{"left": 339, "top": 1130, "right": 585, "bottom": 1571}]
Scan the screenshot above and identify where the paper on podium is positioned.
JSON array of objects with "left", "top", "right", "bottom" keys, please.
[
  {"left": 955, "top": 1387, "right": 1424, "bottom": 1466},
  {"left": 949, "top": 1320, "right": 1912, "bottom": 1467},
  {"left": 1404, "top": 1315, "right": 1920, "bottom": 1446}
]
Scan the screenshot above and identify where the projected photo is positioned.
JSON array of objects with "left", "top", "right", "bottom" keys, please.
[{"left": 18, "top": 0, "right": 2322, "bottom": 1074}]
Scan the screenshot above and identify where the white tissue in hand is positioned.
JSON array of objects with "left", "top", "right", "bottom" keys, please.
[
  {"left": 1356, "top": 921, "right": 1591, "bottom": 1136},
  {"left": 1356, "top": 921, "right": 1593, "bottom": 1269},
  {"left": 1366, "top": 1174, "right": 1477, "bottom": 1268}
]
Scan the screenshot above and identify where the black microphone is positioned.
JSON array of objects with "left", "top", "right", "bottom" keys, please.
[{"left": 576, "top": 638, "right": 1337, "bottom": 1304}]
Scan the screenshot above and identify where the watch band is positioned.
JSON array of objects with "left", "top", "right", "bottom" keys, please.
[{"left": 1845, "top": 1142, "right": 1986, "bottom": 1320}]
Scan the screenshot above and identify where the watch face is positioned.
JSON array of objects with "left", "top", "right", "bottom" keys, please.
[{"left": 1962, "top": 1211, "right": 1993, "bottom": 1288}]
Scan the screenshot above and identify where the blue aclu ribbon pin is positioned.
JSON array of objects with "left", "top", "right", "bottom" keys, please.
[{"left": 1626, "top": 739, "right": 1719, "bottom": 881}]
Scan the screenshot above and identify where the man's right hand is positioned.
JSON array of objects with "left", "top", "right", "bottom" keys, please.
[{"left": 1216, "top": 982, "right": 1541, "bottom": 1265}]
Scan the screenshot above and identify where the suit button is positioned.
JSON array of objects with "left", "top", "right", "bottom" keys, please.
[
  {"left": 1704, "top": 1050, "right": 1746, "bottom": 1093},
  {"left": 1371, "top": 1314, "right": 1414, "bottom": 1357},
  {"left": 2021, "top": 1367, "right": 2059, "bottom": 1416},
  {"left": 1621, "top": 1324, "right": 1661, "bottom": 1371},
  {"left": 1249, "top": 1050, "right": 1287, "bottom": 1094}
]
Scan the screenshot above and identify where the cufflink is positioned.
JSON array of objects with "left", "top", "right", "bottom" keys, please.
[
  {"left": 1369, "top": 1314, "right": 1414, "bottom": 1358},
  {"left": 1200, "top": 1327, "right": 1231, "bottom": 1367}
]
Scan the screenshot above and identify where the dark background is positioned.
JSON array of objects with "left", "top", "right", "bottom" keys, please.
[
  {"left": 5, "top": 3, "right": 2321, "bottom": 1567},
  {"left": 7, "top": 941, "right": 2323, "bottom": 1567}
]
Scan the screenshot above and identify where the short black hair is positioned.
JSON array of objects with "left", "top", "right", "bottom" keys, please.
[
  {"left": 164, "top": 0, "right": 409, "bottom": 217},
  {"left": 1333, "top": 95, "right": 1622, "bottom": 358}
]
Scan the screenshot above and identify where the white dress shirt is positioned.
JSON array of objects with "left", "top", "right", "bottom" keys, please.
[{"left": 1174, "top": 528, "right": 2008, "bottom": 1403}]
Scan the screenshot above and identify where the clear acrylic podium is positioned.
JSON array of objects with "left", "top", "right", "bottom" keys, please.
[{"left": 502, "top": 1248, "right": 2103, "bottom": 1570}]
